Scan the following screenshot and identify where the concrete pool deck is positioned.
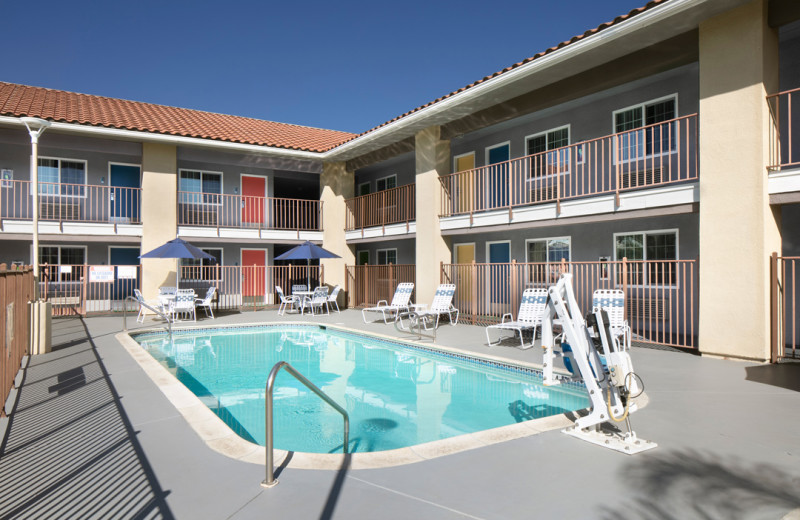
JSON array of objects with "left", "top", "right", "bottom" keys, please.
[{"left": 1, "top": 309, "right": 800, "bottom": 519}]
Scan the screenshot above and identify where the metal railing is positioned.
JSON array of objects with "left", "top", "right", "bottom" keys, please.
[
  {"left": 262, "top": 361, "right": 349, "bottom": 487},
  {"left": 770, "top": 253, "right": 800, "bottom": 361},
  {"left": 40, "top": 264, "right": 141, "bottom": 316},
  {"left": 441, "top": 258, "right": 698, "bottom": 349},
  {"left": 345, "top": 264, "right": 416, "bottom": 308},
  {"left": 0, "top": 180, "right": 141, "bottom": 224},
  {"left": 177, "top": 192, "right": 322, "bottom": 232},
  {"left": 439, "top": 114, "right": 697, "bottom": 218},
  {"left": 767, "top": 88, "right": 800, "bottom": 172},
  {"left": 122, "top": 296, "right": 172, "bottom": 337},
  {"left": 345, "top": 184, "right": 416, "bottom": 232}
]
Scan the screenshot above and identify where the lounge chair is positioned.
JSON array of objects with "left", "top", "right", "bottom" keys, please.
[
  {"left": 361, "top": 282, "right": 414, "bottom": 323},
  {"left": 592, "top": 289, "right": 631, "bottom": 350},
  {"left": 302, "top": 286, "right": 329, "bottom": 315},
  {"left": 276, "top": 286, "right": 300, "bottom": 315},
  {"left": 326, "top": 285, "right": 342, "bottom": 313},
  {"left": 195, "top": 286, "right": 216, "bottom": 319},
  {"left": 396, "top": 284, "right": 458, "bottom": 339},
  {"left": 485, "top": 288, "right": 548, "bottom": 349}
]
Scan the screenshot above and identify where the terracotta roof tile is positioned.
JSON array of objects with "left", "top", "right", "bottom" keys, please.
[{"left": 0, "top": 82, "right": 355, "bottom": 153}]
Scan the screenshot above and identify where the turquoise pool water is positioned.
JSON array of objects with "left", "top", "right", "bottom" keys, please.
[{"left": 133, "top": 325, "right": 589, "bottom": 454}]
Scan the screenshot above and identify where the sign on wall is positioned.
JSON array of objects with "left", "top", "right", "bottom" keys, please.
[
  {"left": 89, "top": 266, "right": 115, "bottom": 283},
  {"left": 117, "top": 266, "right": 138, "bottom": 279}
]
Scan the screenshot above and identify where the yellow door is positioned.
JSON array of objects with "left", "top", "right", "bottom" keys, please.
[
  {"left": 455, "top": 154, "right": 475, "bottom": 214},
  {"left": 455, "top": 244, "right": 475, "bottom": 314}
]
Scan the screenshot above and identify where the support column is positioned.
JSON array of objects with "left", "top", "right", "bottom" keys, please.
[
  {"left": 415, "top": 126, "right": 452, "bottom": 304},
  {"left": 321, "top": 162, "right": 355, "bottom": 292},
  {"left": 141, "top": 142, "right": 178, "bottom": 299},
  {"left": 698, "top": 0, "right": 780, "bottom": 360}
]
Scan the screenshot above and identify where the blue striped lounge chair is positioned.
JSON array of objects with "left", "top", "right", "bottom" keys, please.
[
  {"left": 362, "top": 282, "right": 414, "bottom": 323},
  {"left": 485, "top": 288, "right": 548, "bottom": 349}
]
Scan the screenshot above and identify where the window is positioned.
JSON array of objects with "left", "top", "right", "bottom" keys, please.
[
  {"left": 358, "top": 182, "right": 370, "bottom": 196},
  {"left": 357, "top": 251, "right": 369, "bottom": 265},
  {"left": 181, "top": 248, "right": 222, "bottom": 281},
  {"left": 376, "top": 249, "right": 397, "bottom": 265},
  {"left": 38, "top": 158, "right": 86, "bottom": 196},
  {"left": 526, "top": 127, "right": 574, "bottom": 177},
  {"left": 376, "top": 175, "right": 396, "bottom": 192},
  {"left": 179, "top": 170, "right": 222, "bottom": 205},
  {"left": 614, "top": 230, "right": 678, "bottom": 285},
  {"left": 613, "top": 96, "right": 677, "bottom": 161},
  {"left": 526, "top": 237, "right": 570, "bottom": 284},
  {"left": 38, "top": 246, "right": 86, "bottom": 281}
]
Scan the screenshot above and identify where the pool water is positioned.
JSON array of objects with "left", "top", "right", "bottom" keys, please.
[{"left": 134, "top": 326, "right": 589, "bottom": 454}]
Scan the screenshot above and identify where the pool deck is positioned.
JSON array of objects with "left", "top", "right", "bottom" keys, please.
[{"left": 1, "top": 309, "right": 800, "bottom": 519}]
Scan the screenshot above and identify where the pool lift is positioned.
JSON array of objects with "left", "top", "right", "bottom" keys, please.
[{"left": 540, "top": 273, "right": 657, "bottom": 455}]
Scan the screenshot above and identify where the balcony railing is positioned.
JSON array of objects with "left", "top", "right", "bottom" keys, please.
[
  {"left": 177, "top": 192, "right": 322, "bottom": 231},
  {"left": 439, "top": 114, "right": 698, "bottom": 218},
  {"left": 0, "top": 180, "right": 141, "bottom": 224},
  {"left": 767, "top": 88, "right": 800, "bottom": 172},
  {"left": 345, "top": 184, "right": 415, "bottom": 232}
]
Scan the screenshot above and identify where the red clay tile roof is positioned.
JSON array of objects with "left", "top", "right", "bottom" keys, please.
[
  {"left": 0, "top": 82, "right": 355, "bottom": 153},
  {"left": 347, "top": 0, "right": 671, "bottom": 143}
]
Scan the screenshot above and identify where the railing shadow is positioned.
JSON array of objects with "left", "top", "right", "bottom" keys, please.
[
  {"left": 0, "top": 317, "right": 174, "bottom": 519},
  {"left": 600, "top": 449, "right": 800, "bottom": 520}
]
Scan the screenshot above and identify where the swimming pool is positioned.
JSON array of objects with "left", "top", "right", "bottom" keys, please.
[{"left": 133, "top": 325, "right": 589, "bottom": 454}]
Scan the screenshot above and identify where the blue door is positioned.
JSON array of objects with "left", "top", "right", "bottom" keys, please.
[
  {"left": 110, "top": 164, "right": 141, "bottom": 222},
  {"left": 487, "top": 144, "right": 509, "bottom": 209},
  {"left": 110, "top": 247, "right": 140, "bottom": 304},
  {"left": 488, "top": 242, "right": 510, "bottom": 309}
]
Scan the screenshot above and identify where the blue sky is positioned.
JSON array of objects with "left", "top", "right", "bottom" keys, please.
[{"left": 2, "top": 0, "right": 647, "bottom": 134}]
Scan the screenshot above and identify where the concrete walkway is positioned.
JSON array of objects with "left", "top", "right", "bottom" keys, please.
[{"left": 1, "top": 309, "right": 800, "bottom": 519}]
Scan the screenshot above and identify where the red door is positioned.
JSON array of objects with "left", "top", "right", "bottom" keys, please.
[
  {"left": 242, "top": 176, "right": 265, "bottom": 225},
  {"left": 242, "top": 249, "right": 266, "bottom": 302}
]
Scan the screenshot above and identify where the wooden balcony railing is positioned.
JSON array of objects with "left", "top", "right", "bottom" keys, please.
[
  {"left": 177, "top": 192, "right": 322, "bottom": 232},
  {"left": 439, "top": 114, "right": 698, "bottom": 218},
  {"left": 441, "top": 258, "right": 698, "bottom": 349},
  {"left": 767, "top": 88, "right": 800, "bottom": 172},
  {"left": 345, "top": 184, "right": 415, "bottom": 232},
  {"left": 0, "top": 180, "right": 141, "bottom": 224}
]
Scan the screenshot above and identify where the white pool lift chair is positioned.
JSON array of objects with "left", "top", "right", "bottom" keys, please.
[
  {"left": 361, "top": 282, "right": 414, "bottom": 323},
  {"left": 485, "top": 288, "right": 548, "bottom": 349}
]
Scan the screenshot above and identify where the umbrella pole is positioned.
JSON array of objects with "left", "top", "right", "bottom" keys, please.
[{"left": 307, "top": 259, "right": 310, "bottom": 289}]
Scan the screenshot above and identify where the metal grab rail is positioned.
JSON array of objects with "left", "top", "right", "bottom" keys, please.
[
  {"left": 122, "top": 296, "right": 172, "bottom": 337},
  {"left": 262, "top": 361, "right": 349, "bottom": 488}
]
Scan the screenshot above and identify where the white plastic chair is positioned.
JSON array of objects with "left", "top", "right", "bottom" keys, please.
[
  {"left": 592, "top": 289, "right": 631, "bottom": 350},
  {"left": 302, "top": 286, "right": 329, "bottom": 315},
  {"left": 485, "top": 288, "right": 548, "bottom": 349},
  {"left": 326, "top": 285, "right": 342, "bottom": 313},
  {"left": 169, "top": 289, "right": 196, "bottom": 322},
  {"left": 361, "top": 282, "right": 414, "bottom": 323},
  {"left": 195, "top": 286, "right": 216, "bottom": 319},
  {"left": 276, "top": 286, "right": 299, "bottom": 315},
  {"left": 133, "top": 289, "right": 162, "bottom": 323},
  {"left": 291, "top": 284, "right": 308, "bottom": 295}
]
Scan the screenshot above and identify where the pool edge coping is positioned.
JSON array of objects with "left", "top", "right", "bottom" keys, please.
[{"left": 115, "top": 321, "right": 648, "bottom": 471}]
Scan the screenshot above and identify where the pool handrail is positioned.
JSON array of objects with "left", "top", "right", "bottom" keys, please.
[
  {"left": 122, "top": 296, "right": 173, "bottom": 338},
  {"left": 262, "top": 361, "right": 349, "bottom": 488}
]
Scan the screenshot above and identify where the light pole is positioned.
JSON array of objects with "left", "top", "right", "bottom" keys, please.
[{"left": 21, "top": 117, "right": 51, "bottom": 300}]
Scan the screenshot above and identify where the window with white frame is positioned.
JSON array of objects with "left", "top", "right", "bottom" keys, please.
[
  {"left": 38, "top": 158, "right": 86, "bottom": 196},
  {"left": 613, "top": 96, "right": 677, "bottom": 161},
  {"left": 179, "top": 170, "right": 222, "bottom": 205},
  {"left": 38, "top": 245, "right": 86, "bottom": 281},
  {"left": 614, "top": 230, "right": 677, "bottom": 285},
  {"left": 526, "top": 237, "right": 570, "bottom": 284},
  {"left": 526, "top": 127, "right": 573, "bottom": 176},
  {"left": 376, "top": 175, "right": 397, "bottom": 192},
  {"left": 181, "top": 248, "right": 222, "bottom": 281},
  {"left": 358, "top": 182, "right": 370, "bottom": 196},
  {"left": 357, "top": 250, "right": 369, "bottom": 265},
  {"left": 376, "top": 249, "right": 397, "bottom": 265}
]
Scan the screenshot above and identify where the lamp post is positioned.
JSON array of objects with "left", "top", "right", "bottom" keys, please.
[{"left": 21, "top": 117, "right": 51, "bottom": 300}]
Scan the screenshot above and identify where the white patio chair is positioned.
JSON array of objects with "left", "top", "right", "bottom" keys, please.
[
  {"left": 195, "top": 286, "right": 216, "bottom": 319},
  {"left": 292, "top": 284, "right": 308, "bottom": 295},
  {"left": 592, "top": 289, "right": 631, "bottom": 351},
  {"left": 169, "top": 289, "right": 196, "bottom": 322},
  {"left": 302, "top": 286, "right": 329, "bottom": 316},
  {"left": 276, "top": 286, "right": 300, "bottom": 315},
  {"left": 326, "top": 285, "right": 342, "bottom": 313},
  {"left": 485, "top": 288, "right": 548, "bottom": 349},
  {"left": 361, "top": 282, "right": 414, "bottom": 324},
  {"left": 396, "top": 284, "right": 458, "bottom": 338},
  {"left": 133, "top": 289, "right": 162, "bottom": 323}
]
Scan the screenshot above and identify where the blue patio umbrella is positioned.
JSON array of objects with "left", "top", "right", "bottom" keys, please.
[
  {"left": 274, "top": 241, "right": 340, "bottom": 288},
  {"left": 140, "top": 237, "right": 215, "bottom": 288}
]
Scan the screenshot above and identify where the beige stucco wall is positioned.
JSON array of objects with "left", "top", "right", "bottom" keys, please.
[
  {"left": 141, "top": 142, "right": 178, "bottom": 299},
  {"left": 321, "top": 162, "right": 355, "bottom": 291},
  {"left": 415, "top": 126, "right": 452, "bottom": 304},
  {"left": 698, "top": 0, "right": 780, "bottom": 360}
]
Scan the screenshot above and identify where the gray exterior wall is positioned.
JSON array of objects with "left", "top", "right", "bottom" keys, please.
[
  {"left": 780, "top": 21, "right": 800, "bottom": 92},
  {"left": 353, "top": 238, "right": 415, "bottom": 265},
  {"left": 354, "top": 152, "right": 415, "bottom": 192}
]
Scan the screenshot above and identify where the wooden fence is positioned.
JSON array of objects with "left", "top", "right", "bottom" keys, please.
[
  {"left": 1, "top": 265, "right": 34, "bottom": 418},
  {"left": 771, "top": 253, "right": 800, "bottom": 361}
]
